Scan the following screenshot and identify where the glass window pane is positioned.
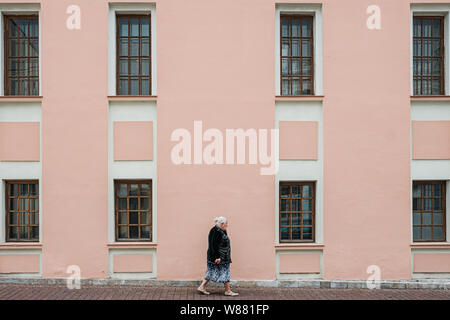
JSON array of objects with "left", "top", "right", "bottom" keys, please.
[
  {"left": 281, "top": 18, "right": 289, "bottom": 37},
  {"left": 292, "top": 40, "right": 299, "bottom": 57},
  {"left": 119, "top": 39, "right": 128, "bottom": 56},
  {"left": 30, "top": 39, "right": 38, "bottom": 56},
  {"left": 19, "top": 19, "right": 28, "bottom": 36},
  {"left": 141, "top": 226, "right": 151, "bottom": 239},
  {"left": 292, "top": 199, "right": 300, "bottom": 211},
  {"left": 292, "top": 19, "right": 300, "bottom": 37},
  {"left": 9, "top": 212, "right": 18, "bottom": 225},
  {"left": 422, "top": 226, "right": 432, "bottom": 240},
  {"left": 130, "top": 59, "right": 139, "bottom": 75},
  {"left": 30, "top": 58, "right": 38, "bottom": 76},
  {"left": 280, "top": 213, "right": 289, "bottom": 226},
  {"left": 281, "top": 185, "right": 290, "bottom": 198},
  {"left": 140, "top": 198, "right": 150, "bottom": 210},
  {"left": 30, "top": 19, "right": 38, "bottom": 37},
  {"left": 281, "top": 78, "right": 290, "bottom": 95},
  {"left": 423, "top": 212, "right": 432, "bottom": 225},
  {"left": 119, "top": 18, "right": 128, "bottom": 36},
  {"left": 19, "top": 59, "right": 28, "bottom": 76},
  {"left": 413, "top": 18, "right": 421, "bottom": 37},
  {"left": 292, "top": 59, "right": 300, "bottom": 75},
  {"left": 30, "top": 198, "right": 38, "bottom": 211},
  {"left": 292, "top": 185, "right": 300, "bottom": 197},
  {"left": 141, "top": 39, "right": 149, "bottom": 56},
  {"left": 434, "top": 212, "right": 443, "bottom": 225},
  {"left": 141, "top": 78, "right": 150, "bottom": 95},
  {"left": 281, "top": 199, "right": 289, "bottom": 212},
  {"left": 423, "top": 199, "right": 432, "bottom": 211},
  {"left": 9, "top": 227, "right": 18, "bottom": 239},
  {"left": 141, "top": 59, "right": 149, "bottom": 76},
  {"left": 118, "top": 184, "right": 127, "bottom": 196},
  {"left": 302, "top": 40, "right": 311, "bottom": 57},
  {"left": 118, "top": 198, "right": 127, "bottom": 210},
  {"left": 130, "top": 18, "right": 139, "bottom": 36},
  {"left": 130, "top": 38, "right": 139, "bottom": 56},
  {"left": 140, "top": 184, "right": 150, "bottom": 196},
  {"left": 9, "top": 198, "right": 17, "bottom": 211},
  {"left": 281, "top": 59, "right": 289, "bottom": 75},
  {"left": 9, "top": 39, "right": 18, "bottom": 57},
  {"left": 292, "top": 213, "right": 300, "bottom": 226},
  {"left": 130, "top": 78, "right": 139, "bottom": 95},
  {"left": 118, "top": 226, "right": 128, "bottom": 238},
  {"left": 303, "top": 213, "right": 312, "bottom": 226},
  {"left": 302, "top": 185, "right": 312, "bottom": 197},
  {"left": 280, "top": 227, "right": 289, "bottom": 240},
  {"left": 30, "top": 213, "right": 39, "bottom": 225},
  {"left": 292, "top": 227, "right": 301, "bottom": 240},
  {"left": 119, "top": 78, "right": 129, "bottom": 95},
  {"left": 20, "top": 184, "right": 29, "bottom": 196},
  {"left": 9, "top": 19, "right": 18, "bottom": 37},
  {"left": 19, "top": 39, "right": 28, "bottom": 56},
  {"left": 129, "top": 198, "right": 138, "bottom": 210},
  {"left": 19, "top": 80, "right": 29, "bottom": 95},
  {"left": 31, "top": 226, "right": 39, "bottom": 240},
  {"left": 140, "top": 212, "right": 150, "bottom": 225},
  {"left": 129, "top": 226, "right": 139, "bottom": 238},
  {"left": 281, "top": 40, "right": 289, "bottom": 56},
  {"left": 432, "top": 19, "right": 441, "bottom": 37},
  {"left": 118, "top": 212, "right": 127, "bottom": 224},
  {"left": 302, "top": 199, "right": 312, "bottom": 211},
  {"left": 413, "top": 226, "right": 421, "bottom": 241},
  {"left": 423, "top": 19, "right": 431, "bottom": 37},
  {"left": 292, "top": 78, "right": 300, "bottom": 95},
  {"left": 302, "top": 79, "right": 312, "bottom": 95},
  {"left": 19, "top": 226, "right": 28, "bottom": 239},
  {"left": 302, "top": 58, "right": 311, "bottom": 75},
  {"left": 129, "top": 212, "right": 139, "bottom": 224},
  {"left": 302, "top": 19, "right": 312, "bottom": 37},
  {"left": 141, "top": 18, "right": 150, "bottom": 36},
  {"left": 119, "top": 59, "right": 128, "bottom": 75},
  {"left": 413, "top": 211, "right": 421, "bottom": 225},
  {"left": 433, "top": 227, "right": 443, "bottom": 240}
]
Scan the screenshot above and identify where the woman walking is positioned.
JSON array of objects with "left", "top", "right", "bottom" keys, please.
[{"left": 197, "top": 216, "right": 239, "bottom": 296}]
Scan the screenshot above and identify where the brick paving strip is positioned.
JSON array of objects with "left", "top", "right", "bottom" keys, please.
[{"left": 0, "top": 284, "right": 449, "bottom": 300}]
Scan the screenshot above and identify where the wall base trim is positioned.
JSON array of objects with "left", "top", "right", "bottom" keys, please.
[{"left": 0, "top": 278, "right": 449, "bottom": 290}]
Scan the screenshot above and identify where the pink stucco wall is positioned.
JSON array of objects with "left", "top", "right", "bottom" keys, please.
[
  {"left": 0, "top": 122, "right": 40, "bottom": 161},
  {"left": 279, "top": 121, "right": 318, "bottom": 160},
  {"left": 114, "top": 121, "right": 153, "bottom": 161},
  {"left": 0, "top": 0, "right": 448, "bottom": 281},
  {"left": 412, "top": 121, "right": 450, "bottom": 160}
]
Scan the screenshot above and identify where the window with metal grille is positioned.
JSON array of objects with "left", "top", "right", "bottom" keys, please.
[
  {"left": 413, "top": 16, "right": 444, "bottom": 95},
  {"left": 280, "top": 14, "right": 314, "bottom": 96},
  {"left": 4, "top": 15, "right": 39, "bottom": 96},
  {"left": 116, "top": 14, "right": 151, "bottom": 95},
  {"left": 279, "top": 181, "right": 315, "bottom": 242},
  {"left": 6, "top": 181, "right": 39, "bottom": 242},
  {"left": 115, "top": 180, "right": 152, "bottom": 241},
  {"left": 413, "top": 181, "right": 446, "bottom": 242}
]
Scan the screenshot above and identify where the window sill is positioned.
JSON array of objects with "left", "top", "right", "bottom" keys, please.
[
  {"left": 411, "top": 242, "right": 450, "bottom": 249},
  {"left": 0, "top": 242, "right": 42, "bottom": 249},
  {"left": 275, "top": 243, "right": 324, "bottom": 250},
  {"left": 108, "top": 95, "right": 157, "bottom": 102},
  {"left": 410, "top": 95, "right": 450, "bottom": 101},
  {"left": 275, "top": 95, "right": 324, "bottom": 102},
  {"left": 0, "top": 96, "right": 43, "bottom": 102},
  {"left": 107, "top": 242, "right": 157, "bottom": 249}
]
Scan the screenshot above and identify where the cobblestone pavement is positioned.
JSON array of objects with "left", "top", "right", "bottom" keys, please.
[{"left": 0, "top": 284, "right": 449, "bottom": 300}]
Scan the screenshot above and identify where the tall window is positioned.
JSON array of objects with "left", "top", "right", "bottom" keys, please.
[
  {"left": 5, "top": 181, "right": 39, "bottom": 242},
  {"left": 413, "top": 16, "right": 444, "bottom": 95},
  {"left": 280, "top": 181, "right": 315, "bottom": 242},
  {"left": 116, "top": 14, "right": 151, "bottom": 96},
  {"left": 4, "top": 15, "right": 39, "bottom": 96},
  {"left": 280, "top": 14, "right": 314, "bottom": 96},
  {"left": 413, "top": 181, "right": 446, "bottom": 242},
  {"left": 115, "top": 180, "right": 152, "bottom": 241}
]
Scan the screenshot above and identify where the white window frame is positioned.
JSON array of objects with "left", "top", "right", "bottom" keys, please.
[
  {"left": 108, "top": 3, "right": 157, "bottom": 96},
  {"left": 275, "top": 3, "right": 323, "bottom": 96}
]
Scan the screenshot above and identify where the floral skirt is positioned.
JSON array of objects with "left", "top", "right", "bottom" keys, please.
[{"left": 204, "top": 261, "right": 230, "bottom": 283}]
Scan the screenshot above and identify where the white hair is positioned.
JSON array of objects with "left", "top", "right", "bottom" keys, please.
[{"left": 214, "top": 216, "right": 227, "bottom": 226}]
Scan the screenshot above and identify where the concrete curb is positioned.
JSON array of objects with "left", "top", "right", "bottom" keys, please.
[{"left": 0, "top": 278, "right": 449, "bottom": 290}]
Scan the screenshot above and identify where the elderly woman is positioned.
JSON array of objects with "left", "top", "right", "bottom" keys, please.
[{"left": 197, "top": 216, "right": 239, "bottom": 296}]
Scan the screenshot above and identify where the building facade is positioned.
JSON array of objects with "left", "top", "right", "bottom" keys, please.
[{"left": 0, "top": 0, "right": 449, "bottom": 282}]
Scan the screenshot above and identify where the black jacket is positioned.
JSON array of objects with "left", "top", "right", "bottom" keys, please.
[{"left": 207, "top": 226, "right": 232, "bottom": 263}]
